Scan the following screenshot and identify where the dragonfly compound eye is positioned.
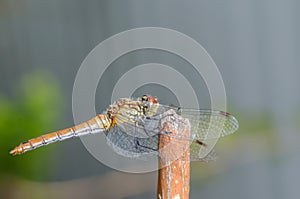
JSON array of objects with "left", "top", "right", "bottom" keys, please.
[{"left": 141, "top": 95, "right": 148, "bottom": 102}]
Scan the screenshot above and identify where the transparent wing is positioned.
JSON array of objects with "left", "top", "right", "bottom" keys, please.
[
  {"left": 179, "top": 108, "right": 238, "bottom": 159},
  {"left": 106, "top": 124, "right": 159, "bottom": 159},
  {"left": 107, "top": 123, "right": 217, "bottom": 161},
  {"left": 107, "top": 102, "right": 238, "bottom": 161},
  {"left": 190, "top": 144, "right": 218, "bottom": 162},
  {"left": 189, "top": 140, "right": 219, "bottom": 161},
  {"left": 111, "top": 103, "right": 239, "bottom": 142},
  {"left": 144, "top": 103, "right": 239, "bottom": 140},
  {"left": 107, "top": 120, "right": 200, "bottom": 161},
  {"left": 179, "top": 109, "right": 239, "bottom": 140}
]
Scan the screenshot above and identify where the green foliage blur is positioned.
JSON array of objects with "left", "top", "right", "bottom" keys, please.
[{"left": 0, "top": 71, "right": 63, "bottom": 181}]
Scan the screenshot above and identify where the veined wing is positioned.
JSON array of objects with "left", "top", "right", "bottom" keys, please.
[
  {"left": 107, "top": 104, "right": 238, "bottom": 161},
  {"left": 111, "top": 102, "right": 238, "bottom": 141},
  {"left": 179, "top": 108, "right": 239, "bottom": 140},
  {"left": 178, "top": 108, "right": 238, "bottom": 159},
  {"left": 141, "top": 103, "right": 239, "bottom": 140},
  {"left": 106, "top": 124, "right": 159, "bottom": 159},
  {"left": 107, "top": 113, "right": 194, "bottom": 162}
]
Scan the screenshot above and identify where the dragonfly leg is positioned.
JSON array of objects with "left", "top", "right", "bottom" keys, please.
[
  {"left": 134, "top": 137, "right": 139, "bottom": 149},
  {"left": 194, "top": 140, "right": 207, "bottom": 147},
  {"left": 134, "top": 137, "right": 157, "bottom": 151}
]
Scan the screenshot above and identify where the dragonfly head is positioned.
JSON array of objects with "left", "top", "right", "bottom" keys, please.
[
  {"left": 141, "top": 95, "right": 159, "bottom": 116},
  {"left": 141, "top": 95, "right": 158, "bottom": 104}
]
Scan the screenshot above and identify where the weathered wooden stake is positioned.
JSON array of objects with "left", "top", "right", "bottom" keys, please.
[{"left": 157, "top": 110, "right": 191, "bottom": 199}]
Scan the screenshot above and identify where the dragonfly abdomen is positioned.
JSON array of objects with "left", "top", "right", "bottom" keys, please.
[{"left": 10, "top": 114, "right": 111, "bottom": 155}]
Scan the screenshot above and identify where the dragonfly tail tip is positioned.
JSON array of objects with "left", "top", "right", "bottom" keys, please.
[{"left": 9, "top": 146, "right": 22, "bottom": 156}]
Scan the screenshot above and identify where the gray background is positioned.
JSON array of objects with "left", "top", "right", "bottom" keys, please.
[{"left": 1, "top": 0, "right": 300, "bottom": 199}]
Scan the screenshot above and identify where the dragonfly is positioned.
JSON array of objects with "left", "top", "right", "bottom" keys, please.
[{"left": 10, "top": 95, "right": 239, "bottom": 161}]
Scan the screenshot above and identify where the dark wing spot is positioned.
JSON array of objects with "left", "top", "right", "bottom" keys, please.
[{"left": 219, "top": 111, "right": 231, "bottom": 117}]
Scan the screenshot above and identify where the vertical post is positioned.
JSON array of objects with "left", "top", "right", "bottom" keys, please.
[{"left": 157, "top": 110, "right": 191, "bottom": 199}]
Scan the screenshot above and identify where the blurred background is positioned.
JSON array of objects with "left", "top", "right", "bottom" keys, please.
[{"left": 1, "top": 0, "right": 300, "bottom": 199}]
